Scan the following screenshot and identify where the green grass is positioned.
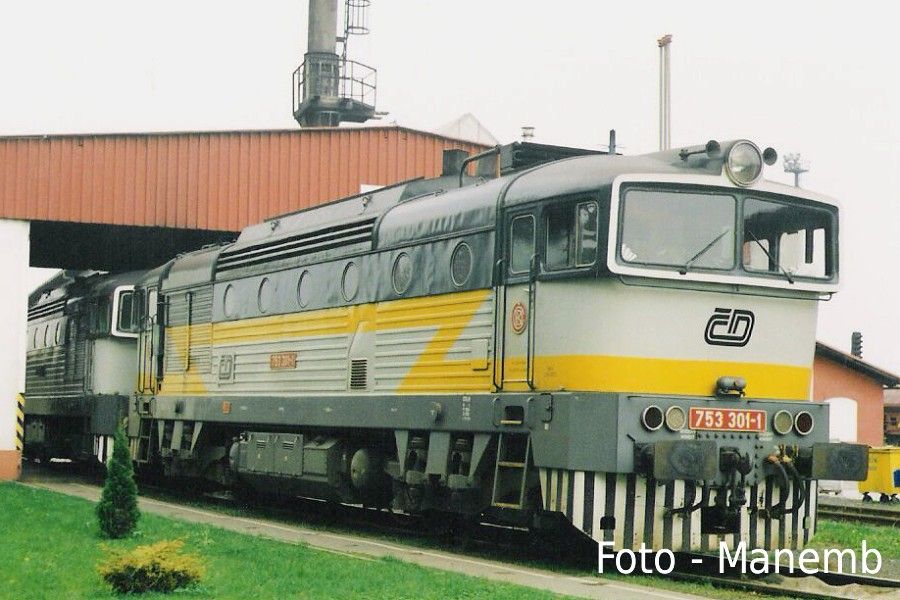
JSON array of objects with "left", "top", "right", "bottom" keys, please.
[
  {"left": 9, "top": 481, "right": 896, "bottom": 600},
  {"left": 0, "top": 482, "right": 563, "bottom": 600},
  {"left": 810, "top": 519, "right": 900, "bottom": 560}
]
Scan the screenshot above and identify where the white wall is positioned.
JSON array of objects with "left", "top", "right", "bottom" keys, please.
[
  {"left": 826, "top": 397, "right": 859, "bottom": 444},
  {"left": 0, "top": 220, "right": 29, "bottom": 451},
  {"left": 821, "top": 397, "right": 860, "bottom": 496}
]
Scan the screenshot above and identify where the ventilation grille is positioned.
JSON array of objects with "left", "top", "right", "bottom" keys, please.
[
  {"left": 349, "top": 359, "right": 368, "bottom": 390},
  {"left": 256, "top": 438, "right": 268, "bottom": 449},
  {"left": 28, "top": 298, "right": 67, "bottom": 321},
  {"left": 218, "top": 218, "right": 376, "bottom": 272},
  {"left": 282, "top": 440, "right": 296, "bottom": 451}
]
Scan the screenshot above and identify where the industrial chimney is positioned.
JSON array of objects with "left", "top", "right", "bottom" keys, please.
[{"left": 293, "top": 0, "right": 378, "bottom": 127}]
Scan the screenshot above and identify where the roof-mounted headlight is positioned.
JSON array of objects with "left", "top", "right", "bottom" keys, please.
[{"left": 725, "top": 141, "right": 764, "bottom": 186}]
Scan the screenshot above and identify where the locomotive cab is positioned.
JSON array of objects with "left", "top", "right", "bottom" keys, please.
[
  {"left": 24, "top": 271, "right": 143, "bottom": 462},
  {"left": 502, "top": 140, "right": 867, "bottom": 548}
]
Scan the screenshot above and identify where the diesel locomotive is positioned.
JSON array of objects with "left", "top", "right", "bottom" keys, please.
[{"left": 24, "top": 139, "right": 869, "bottom": 552}]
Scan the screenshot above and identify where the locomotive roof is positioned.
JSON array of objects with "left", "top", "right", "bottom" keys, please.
[
  {"left": 28, "top": 270, "right": 146, "bottom": 317},
  {"left": 161, "top": 246, "right": 223, "bottom": 292},
  {"left": 166, "top": 139, "right": 833, "bottom": 283},
  {"left": 376, "top": 177, "right": 506, "bottom": 248}
]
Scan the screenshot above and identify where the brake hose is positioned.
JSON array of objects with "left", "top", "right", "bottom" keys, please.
[
  {"left": 762, "top": 459, "right": 790, "bottom": 519},
  {"left": 779, "top": 461, "right": 808, "bottom": 515},
  {"left": 667, "top": 482, "right": 710, "bottom": 515}
]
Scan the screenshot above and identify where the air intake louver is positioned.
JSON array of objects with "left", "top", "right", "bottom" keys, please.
[
  {"left": 217, "top": 218, "right": 376, "bottom": 272},
  {"left": 349, "top": 359, "right": 368, "bottom": 390},
  {"left": 28, "top": 298, "right": 67, "bottom": 321}
]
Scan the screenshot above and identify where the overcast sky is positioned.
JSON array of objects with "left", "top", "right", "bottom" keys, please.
[{"left": 3, "top": 1, "right": 898, "bottom": 374}]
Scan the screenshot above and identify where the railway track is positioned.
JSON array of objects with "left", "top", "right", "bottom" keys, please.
[
  {"left": 20, "top": 463, "right": 900, "bottom": 600},
  {"left": 817, "top": 497, "right": 900, "bottom": 527}
]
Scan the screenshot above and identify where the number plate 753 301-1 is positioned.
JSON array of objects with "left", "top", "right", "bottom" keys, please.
[{"left": 688, "top": 407, "right": 766, "bottom": 432}]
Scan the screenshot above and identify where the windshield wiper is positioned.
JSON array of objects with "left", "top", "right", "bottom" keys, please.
[
  {"left": 679, "top": 229, "right": 730, "bottom": 275},
  {"left": 746, "top": 229, "right": 794, "bottom": 284}
]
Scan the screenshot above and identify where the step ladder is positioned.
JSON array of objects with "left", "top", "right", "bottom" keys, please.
[
  {"left": 491, "top": 433, "right": 531, "bottom": 509},
  {"left": 135, "top": 419, "right": 154, "bottom": 463}
]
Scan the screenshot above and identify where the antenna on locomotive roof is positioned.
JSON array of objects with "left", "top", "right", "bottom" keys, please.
[
  {"left": 658, "top": 34, "right": 673, "bottom": 151},
  {"left": 783, "top": 153, "right": 810, "bottom": 187}
]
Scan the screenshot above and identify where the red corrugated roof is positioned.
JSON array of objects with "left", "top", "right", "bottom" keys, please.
[{"left": 0, "top": 127, "right": 488, "bottom": 231}]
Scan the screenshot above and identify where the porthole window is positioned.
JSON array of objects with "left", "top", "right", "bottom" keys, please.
[
  {"left": 342, "top": 262, "right": 360, "bottom": 302},
  {"left": 297, "top": 270, "right": 312, "bottom": 308},
  {"left": 223, "top": 284, "right": 237, "bottom": 318},
  {"left": 451, "top": 242, "right": 473, "bottom": 287},
  {"left": 392, "top": 253, "right": 412, "bottom": 295},
  {"left": 257, "top": 278, "right": 273, "bottom": 314}
]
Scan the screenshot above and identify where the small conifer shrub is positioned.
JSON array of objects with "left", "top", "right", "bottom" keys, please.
[
  {"left": 96, "top": 422, "right": 140, "bottom": 538},
  {"left": 97, "top": 539, "right": 205, "bottom": 594}
]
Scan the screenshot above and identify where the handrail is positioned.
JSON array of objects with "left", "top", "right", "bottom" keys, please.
[
  {"left": 491, "top": 259, "right": 504, "bottom": 392},
  {"left": 526, "top": 254, "right": 538, "bottom": 390},
  {"left": 458, "top": 146, "right": 501, "bottom": 187}
]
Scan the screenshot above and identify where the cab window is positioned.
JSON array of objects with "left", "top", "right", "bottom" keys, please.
[
  {"left": 88, "top": 297, "right": 111, "bottom": 335},
  {"left": 510, "top": 215, "right": 535, "bottom": 274},
  {"left": 544, "top": 200, "right": 599, "bottom": 270},
  {"left": 117, "top": 291, "right": 135, "bottom": 333},
  {"left": 742, "top": 197, "right": 835, "bottom": 279}
]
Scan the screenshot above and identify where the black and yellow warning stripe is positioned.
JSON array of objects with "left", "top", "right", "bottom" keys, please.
[{"left": 15, "top": 393, "right": 24, "bottom": 452}]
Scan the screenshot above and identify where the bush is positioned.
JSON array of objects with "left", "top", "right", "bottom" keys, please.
[
  {"left": 97, "top": 422, "right": 140, "bottom": 538},
  {"left": 97, "top": 539, "right": 205, "bottom": 594}
]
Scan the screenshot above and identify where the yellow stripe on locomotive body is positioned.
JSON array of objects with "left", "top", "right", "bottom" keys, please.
[
  {"left": 158, "top": 276, "right": 817, "bottom": 400},
  {"left": 29, "top": 139, "right": 861, "bottom": 555}
]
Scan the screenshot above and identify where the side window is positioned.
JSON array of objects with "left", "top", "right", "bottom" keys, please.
[
  {"left": 545, "top": 207, "right": 572, "bottom": 270},
  {"left": 544, "top": 200, "right": 599, "bottom": 270},
  {"left": 95, "top": 297, "right": 110, "bottom": 334},
  {"left": 130, "top": 290, "right": 145, "bottom": 331},
  {"left": 576, "top": 201, "right": 599, "bottom": 265},
  {"left": 117, "top": 291, "right": 135, "bottom": 333},
  {"left": 509, "top": 215, "right": 535, "bottom": 274},
  {"left": 147, "top": 288, "right": 159, "bottom": 324}
]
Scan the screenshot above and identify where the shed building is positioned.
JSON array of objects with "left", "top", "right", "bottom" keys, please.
[{"left": 812, "top": 341, "right": 899, "bottom": 447}]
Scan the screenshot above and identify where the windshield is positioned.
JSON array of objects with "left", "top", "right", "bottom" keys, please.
[
  {"left": 743, "top": 198, "right": 835, "bottom": 280},
  {"left": 617, "top": 186, "right": 838, "bottom": 283},
  {"left": 620, "top": 189, "right": 736, "bottom": 270}
]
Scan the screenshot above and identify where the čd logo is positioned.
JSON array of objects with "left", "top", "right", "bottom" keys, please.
[{"left": 704, "top": 308, "right": 755, "bottom": 347}]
